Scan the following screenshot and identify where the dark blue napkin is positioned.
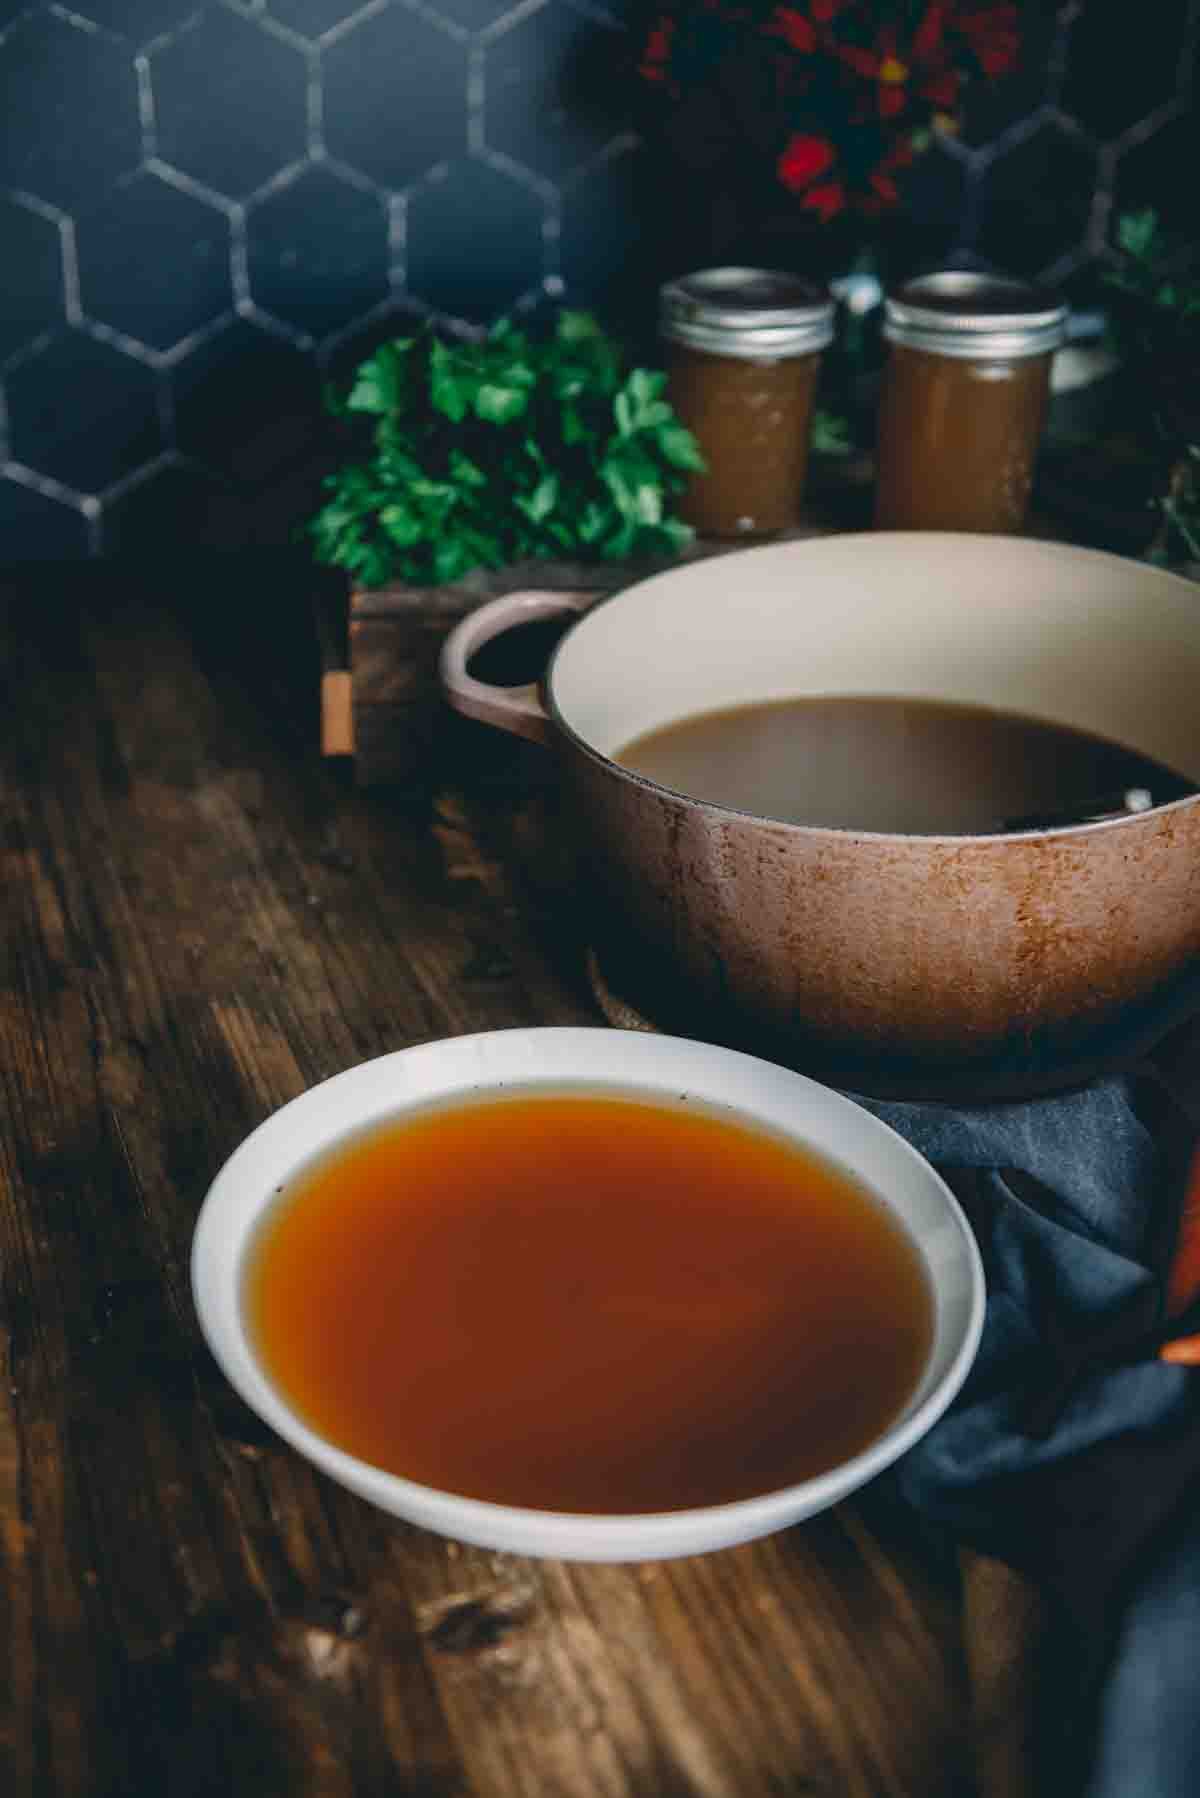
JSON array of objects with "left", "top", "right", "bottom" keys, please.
[{"left": 857, "top": 1039, "right": 1200, "bottom": 1796}]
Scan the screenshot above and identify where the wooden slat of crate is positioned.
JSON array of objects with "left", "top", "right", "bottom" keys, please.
[
  {"left": 346, "top": 563, "right": 616, "bottom": 787},
  {"left": 336, "top": 503, "right": 860, "bottom": 786}
]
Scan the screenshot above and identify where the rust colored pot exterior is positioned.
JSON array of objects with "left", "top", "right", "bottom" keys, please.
[{"left": 441, "top": 537, "right": 1200, "bottom": 1092}]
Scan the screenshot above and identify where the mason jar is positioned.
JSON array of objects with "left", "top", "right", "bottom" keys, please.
[
  {"left": 659, "top": 268, "right": 836, "bottom": 539},
  {"left": 873, "top": 270, "right": 1068, "bottom": 534}
]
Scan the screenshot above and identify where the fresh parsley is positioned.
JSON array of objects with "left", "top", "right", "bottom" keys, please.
[{"left": 309, "top": 312, "right": 707, "bottom": 588}]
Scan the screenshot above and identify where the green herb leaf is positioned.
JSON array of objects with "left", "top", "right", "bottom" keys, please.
[
  {"left": 1118, "top": 209, "right": 1160, "bottom": 261},
  {"left": 557, "top": 311, "right": 603, "bottom": 344},
  {"left": 475, "top": 381, "right": 530, "bottom": 425},
  {"left": 379, "top": 503, "right": 424, "bottom": 547},
  {"left": 428, "top": 340, "right": 474, "bottom": 422},
  {"left": 310, "top": 313, "right": 698, "bottom": 587},
  {"left": 656, "top": 423, "right": 707, "bottom": 471},
  {"left": 811, "top": 408, "right": 853, "bottom": 457},
  {"left": 515, "top": 474, "right": 559, "bottom": 523},
  {"left": 449, "top": 450, "right": 488, "bottom": 489},
  {"left": 345, "top": 342, "right": 411, "bottom": 415}
]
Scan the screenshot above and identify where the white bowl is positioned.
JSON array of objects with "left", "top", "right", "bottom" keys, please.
[{"left": 191, "top": 1027, "right": 984, "bottom": 1562}]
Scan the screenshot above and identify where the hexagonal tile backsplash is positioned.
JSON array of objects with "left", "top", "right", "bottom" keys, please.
[{"left": 0, "top": 0, "right": 1196, "bottom": 563}]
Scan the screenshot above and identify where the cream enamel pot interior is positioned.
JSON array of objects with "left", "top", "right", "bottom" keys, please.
[{"left": 440, "top": 534, "right": 1200, "bottom": 1090}]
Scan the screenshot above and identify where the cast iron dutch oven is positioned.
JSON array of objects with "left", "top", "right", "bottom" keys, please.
[{"left": 441, "top": 534, "right": 1200, "bottom": 1097}]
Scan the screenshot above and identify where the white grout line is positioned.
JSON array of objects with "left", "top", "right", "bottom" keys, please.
[
  {"left": 466, "top": 44, "right": 486, "bottom": 154},
  {"left": 0, "top": 330, "right": 56, "bottom": 379},
  {"left": 558, "top": 130, "right": 639, "bottom": 191},
  {"left": 319, "top": 0, "right": 393, "bottom": 50},
  {"left": 387, "top": 192, "right": 407, "bottom": 290},
  {"left": 0, "top": 458, "right": 93, "bottom": 517},
  {"left": 396, "top": 0, "right": 470, "bottom": 45},
  {"left": 60, "top": 214, "right": 82, "bottom": 327},
  {"left": 228, "top": 203, "right": 251, "bottom": 307},
  {"left": 315, "top": 154, "right": 384, "bottom": 196},
  {"left": 141, "top": 11, "right": 207, "bottom": 60},
  {"left": 479, "top": 0, "right": 550, "bottom": 46},
  {"left": 158, "top": 309, "right": 238, "bottom": 368},
  {"left": 476, "top": 145, "right": 558, "bottom": 203},
  {"left": 0, "top": 8, "right": 37, "bottom": 49},
  {"left": 306, "top": 45, "right": 324, "bottom": 154},
  {"left": 235, "top": 296, "right": 312, "bottom": 351},
  {"left": 47, "top": 6, "right": 109, "bottom": 39},
  {"left": 1087, "top": 143, "right": 1119, "bottom": 254},
  {"left": 135, "top": 54, "right": 157, "bottom": 159},
  {"left": 145, "top": 158, "right": 241, "bottom": 215},
  {"left": 4, "top": 188, "right": 69, "bottom": 226},
  {"left": 76, "top": 317, "right": 164, "bottom": 368},
  {"left": 1115, "top": 98, "right": 1183, "bottom": 155}
]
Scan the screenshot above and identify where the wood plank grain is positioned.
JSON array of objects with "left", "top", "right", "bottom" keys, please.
[{"left": 0, "top": 571, "right": 972, "bottom": 1798}]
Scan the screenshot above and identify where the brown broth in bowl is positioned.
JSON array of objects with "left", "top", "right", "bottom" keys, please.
[
  {"left": 615, "top": 695, "right": 1194, "bottom": 834},
  {"left": 245, "top": 1091, "right": 934, "bottom": 1515}
]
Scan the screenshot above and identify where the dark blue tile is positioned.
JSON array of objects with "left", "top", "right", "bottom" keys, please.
[
  {"left": 171, "top": 318, "right": 325, "bottom": 486},
  {"left": 76, "top": 172, "right": 232, "bottom": 352},
  {"left": 0, "top": 13, "right": 140, "bottom": 213},
  {"left": 6, "top": 332, "right": 164, "bottom": 494},
  {"left": 102, "top": 461, "right": 254, "bottom": 557},
  {"left": 0, "top": 196, "right": 65, "bottom": 363},
  {"left": 264, "top": 0, "right": 370, "bottom": 38},
  {"left": 67, "top": 1, "right": 203, "bottom": 43},
  {"left": 1063, "top": 0, "right": 1189, "bottom": 141},
  {"left": 1114, "top": 109, "right": 1200, "bottom": 240},
  {"left": 152, "top": 8, "right": 308, "bottom": 199},
  {"left": 559, "top": 149, "right": 642, "bottom": 308},
  {"left": 323, "top": 7, "right": 467, "bottom": 188},
  {"left": 893, "top": 136, "right": 970, "bottom": 264},
  {"left": 977, "top": 122, "right": 1097, "bottom": 279},
  {"left": 485, "top": 1, "right": 629, "bottom": 180},
  {"left": 569, "top": 0, "right": 637, "bottom": 22},
  {"left": 406, "top": 159, "right": 544, "bottom": 321},
  {"left": 0, "top": 476, "right": 91, "bottom": 564},
  {"left": 246, "top": 164, "right": 389, "bottom": 341}
]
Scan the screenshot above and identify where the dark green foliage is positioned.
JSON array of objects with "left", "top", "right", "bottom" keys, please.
[{"left": 309, "top": 313, "right": 707, "bottom": 587}]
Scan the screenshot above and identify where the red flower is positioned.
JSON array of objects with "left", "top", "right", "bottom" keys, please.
[
  {"left": 777, "top": 131, "right": 835, "bottom": 193},
  {"left": 858, "top": 135, "right": 915, "bottom": 215},
  {"left": 833, "top": 26, "right": 911, "bottom": 119},
  {"left": 635, "top": 0, "right": 1023, "bottom": 225},
  {"left": 768, "top": 6, "right": 816, "bottom": 53},
  {"left": 955, "top": 4, "right": 1020, "bottom": 78},
  {"left": 919, "top": 67, "right": 961, "bottom": 110},
  {"left": 912, "top": 1, "right": 947, "bottom": 62},
  {"left": 801, "top": 179, "right": 845, "bottom": 221},
  {"left": 638, "top": 17, "right": 674, "bottom": 83}
]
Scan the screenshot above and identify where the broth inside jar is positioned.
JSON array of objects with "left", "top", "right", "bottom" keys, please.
[
  {"left": 245, "top": 1091, "right": 934, "bottom": 1515},
  {"left": 615, "top": 695, "right": 1195, "bottom": 834}
]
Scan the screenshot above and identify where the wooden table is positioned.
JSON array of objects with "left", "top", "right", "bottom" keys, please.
[{"left": 1, "top": 557, "right": 981, "bottom": 1797}]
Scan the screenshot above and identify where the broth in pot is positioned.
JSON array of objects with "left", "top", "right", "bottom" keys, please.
[{"left": 615, "top": 695, "right": 1196, "bottom": 835}]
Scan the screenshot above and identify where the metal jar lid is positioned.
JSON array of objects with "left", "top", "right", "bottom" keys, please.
[
  {"left": 659, "top": 267, "right": 836, "bottom": 360},
  {"left": 882, "top": 269, "right": 1068, "bottom": 360}
]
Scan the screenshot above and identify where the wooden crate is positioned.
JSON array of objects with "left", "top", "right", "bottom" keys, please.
[
  {"left": 330, "top": 563, "right": 615, "bottom": 786},
  {"left": 318, "top": 519, "right": 854, "bottom": 786}
]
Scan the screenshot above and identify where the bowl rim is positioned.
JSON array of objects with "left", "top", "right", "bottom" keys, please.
[{"left": 191, "top": 1026, "right": 986, "bottom": 1560}]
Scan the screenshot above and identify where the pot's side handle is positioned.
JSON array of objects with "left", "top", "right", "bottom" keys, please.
[{"left": 439, "top": 589, "right": 594, "bottom": 746}]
